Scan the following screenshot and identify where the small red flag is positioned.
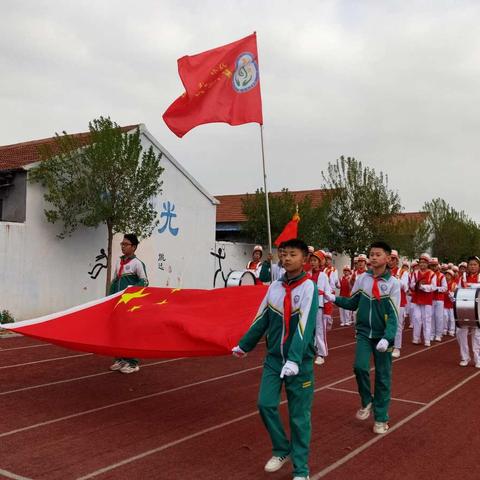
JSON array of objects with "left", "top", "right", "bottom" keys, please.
[
  {"left": 274, "top": 211, "right": 300, "bottom": 246},
  {"left": 163, "top": 33, "right": 263, "bottom": 138}
]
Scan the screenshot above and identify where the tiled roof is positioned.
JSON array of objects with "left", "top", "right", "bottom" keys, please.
[
  {"left": 391, "top": 211, "right": 428, "bottom": 223},
  {"left": 215, "top": 190, "right": 427, "bottom": 224},
  {"left": 215, "top": 189, "right": 331, "bottom": 223},
  {"left": 0, "top": 125, "right": 140, "bottom": 171}
]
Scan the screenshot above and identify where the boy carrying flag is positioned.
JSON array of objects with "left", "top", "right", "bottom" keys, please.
[
  {"left": 232, "top": 239, "right": 318, "bottom": 480},
  {"left": 326, "top": 241, "right": 400, "bottom": 434}
]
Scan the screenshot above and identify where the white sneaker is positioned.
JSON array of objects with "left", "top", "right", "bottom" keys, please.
[
  {"left": 373, "top": 421, "right": 389, "bottom": 434},
  {"left": 408, "top": 324, "right": 413, "bottom": 328},
  {"left": 293, "top": 477, "right": 310, "bottom": 480},
  {"left": 264, "top": 455, "right": 289, "bottom": 473},
  {"left": 459, "top": 360, "right": 469, "bottom": 367},
  {"left": 356, "top": 402, "right": 372, "bottom": 420},
  {"left": 315, "top": 356, "right": 325, "bottom": 365},
  {"left": 424, "top": 341, "right": 431, "bottom": 347},
  {"left": 109, "top": 360, "right": 126, "bottom": 371},
  {"left": 392, "top": 348, "right": 400, "bottom": 358},
  {"left": 448, "top": 332, "right": 455, "bottom": 337},
  {"left": 119, "top": 363, "right": 140, "bottom": 374},
  {"left": 434, "top": 336, "right": 442, "bottom": 342},
  {"left": 475, "top": 363, "right": 480, "bottom": 369},
  {"left": 412, "top": 340, "right": 420, "bottom": 345}
]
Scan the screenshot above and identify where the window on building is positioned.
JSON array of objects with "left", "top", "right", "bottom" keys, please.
[{"left": 0, "top": 170, "right": 27, "bottom": 223}]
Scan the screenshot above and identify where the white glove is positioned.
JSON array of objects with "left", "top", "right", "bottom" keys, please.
[
  {"left": 280, "top": 360, "right": 299, "bottom": 378},
  {"left": 376, "top": 338, "right": 389, "bottom": 352},
  {"left": 324, "top": 292, "right": 336, "bottom": 303},
  {"left": 231, "top": 345, "right": 247, "bottom": 358},
  {"left": 419, "top": 285, "right": 429, "bottom": 292}
]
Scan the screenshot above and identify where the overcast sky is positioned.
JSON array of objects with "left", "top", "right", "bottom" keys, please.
[{"left": 2, "top": 0, "right": 479, "bottom": 220}]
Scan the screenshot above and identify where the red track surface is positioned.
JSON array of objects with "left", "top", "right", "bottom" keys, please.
[{"left": 0, "top": 320, "right": 478, "bottom": 480}]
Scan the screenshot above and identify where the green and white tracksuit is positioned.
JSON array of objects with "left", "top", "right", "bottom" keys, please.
[
  {"left": 109, "top": 255, "right": 148, "bottom": 366},
  {"left": 109, "top": 255, "right": 148, "bottom": 294},
  {"left": 335, "top": 269, "right": 400, "bottom": 422},
  {"left": 238, "top": 272, "right": 318, "bottom": 477}
]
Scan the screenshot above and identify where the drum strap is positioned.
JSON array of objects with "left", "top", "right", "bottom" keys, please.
[{"left": 282, "top": 275, "right": 310, "bottom": 344}]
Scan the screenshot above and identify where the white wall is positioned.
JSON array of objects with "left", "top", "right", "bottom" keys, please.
[{"left": 0, "top": 127, "right": 217, "bottom": 320}]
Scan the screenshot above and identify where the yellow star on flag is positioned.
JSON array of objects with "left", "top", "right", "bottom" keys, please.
[
  {"left": 171, "top": 288, "right": 181, "bottom": 294},
  {"left": 115, "top": 288, "right": 150, "bottom": 308},
  {"left": 128, "top": 305, "right": 142, "bottom": 312},
  {"left": 156, "top": 299, "right": 168, "bottom": 306}
]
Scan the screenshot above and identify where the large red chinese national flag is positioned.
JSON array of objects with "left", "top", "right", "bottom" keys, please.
[
  {"left": 163, "top": 33, "right": 263, "bottom": 138},
  {"left": 3, "top": 286, "right": 267, "bottom": 358}
]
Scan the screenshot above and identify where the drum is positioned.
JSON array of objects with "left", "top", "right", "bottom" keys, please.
[
  {"left": 225, "top": 270, "right": 256, "bottom": 287},
  {"left": 454, "top": 286, "right": 480, "bottom": 328}
]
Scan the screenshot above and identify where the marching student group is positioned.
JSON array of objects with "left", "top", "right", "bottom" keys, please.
[
  {"left": 236, "top": 241, "right": 480, "bottom": 480},
  {"left": 109, "top": 234, "right": 479, "bottom": 480}
]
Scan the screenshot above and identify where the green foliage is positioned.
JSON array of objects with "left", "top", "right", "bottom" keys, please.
[
  {"left": 381, "top": 216, "right": 431, "bottom": 259},
  {"left": 0, "top": 310, "right": 15, "bottom": 324},
  {"left": 29, "top": 117, "right": 164, "bottom": 292},
  {"left": 422, "top": 198, "right": 480, "bottom": 263},
  {"left": 321, "top": 156, "right": 402, "bottom": 258},
  {"left": 241, "top": 188, "right": 332, "bottom": 247}
]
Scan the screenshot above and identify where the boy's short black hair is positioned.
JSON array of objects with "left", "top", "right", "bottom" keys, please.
[
  {"left": 369, "top": 241, "right": 392, "bottom": 255},
  {"left": 280, "top": 238, "right": 309, "bottom": 256},
  {"left": 124, "top": 234, "right": 139, "bottom": 246}
]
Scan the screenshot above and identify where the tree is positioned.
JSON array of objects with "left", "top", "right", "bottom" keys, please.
[
  {"left": 381, "top": 215, "right": 431, "bottom": 259},
  {"left": 321, "top": 156, "right": 402, "bottom": 261},
  {"left": 422, "top": 198, "right": 480, "bottom": 263},
  {"left": 241, "top": 189, "right": 332, "bottom": 248},
  {"left": 30, "top": 117, "right": 164, "bottom": 293}
]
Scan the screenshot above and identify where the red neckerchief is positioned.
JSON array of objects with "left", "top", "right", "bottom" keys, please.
[
  {"left": 391, "top": 266, "right": 399, "bottom": 278},
  {"left": 282, "top": 273, "right": 310, "bottom": 344},
  {"left": 118, "top": 256, "right": 134, "bottom": 277},
  {"left": 310, "top": 270, "right": 320, "bottom": 283},
  {"left": 247, "top": 261, "right": 260, "bottom": 270}
]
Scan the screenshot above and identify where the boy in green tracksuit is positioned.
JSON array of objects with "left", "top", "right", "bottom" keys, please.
[
  {"left": 232, "top": 239, "right": 318, "bottom": 480},
  {"left": 109, "top": 234, "right": 148, "bottom": 374},
  {"left": 328, "top": 241, "right": 400, "bottom": 434}
]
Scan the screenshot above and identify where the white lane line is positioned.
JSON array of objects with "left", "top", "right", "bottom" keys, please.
[
  {"left": 311, "top": 370, "right": 480, "bottom": 479},
  {"left": 0, "top": 353, "right": 92, "bottom": 370},
  {"left": 0, "top": 340, "right": 357, "bottom": 397},
  {"left": 0, "top": 338, "right": 359, "bottom": 438},
  {"left": 0, "top": 344, "right": 50, "bottom": 352},
  {"left": 74, "top": 339, "right": 452, "bottom": 479},
  {"left": 0, "top": 358, "right": 185, "bottom": 396},
  {"left": 0, "top": 468, "right": 32, "bottom": 480},
  {"left": 0, "top": 365, "right": 263, "bottom": 439},
  {"left": 327, "top": 387, "right": 428, "bottom": 406}
]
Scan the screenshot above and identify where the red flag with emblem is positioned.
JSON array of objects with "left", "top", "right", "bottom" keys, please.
[
  {"left": 3, "top": 286, "right": 267, "bottom": 358},
  {"left": 163, "top": 33, "right": 263, "bottom": 138}
]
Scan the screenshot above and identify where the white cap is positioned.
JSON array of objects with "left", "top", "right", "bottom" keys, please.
[
  {"left": 390, "top": 249, "right": 399, "bottom": 258},
  {"left": 253, "top": 245, "right": 263, "bottom": 253}
]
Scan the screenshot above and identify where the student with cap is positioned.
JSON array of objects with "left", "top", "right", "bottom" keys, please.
[
  {"left": 409, "top": 253, "right": 436, "bottom": 346},
  {"left": 430, "top": 257, "right": 447, "bottom": 342},
  {"left": 407, "top": 260, "right": 419, "bottom": 329},
  {"left": 323, "top": 251, "right": 337, "bottom": 329},
  {"left": 308, "top": 250, "right": 333, "bottom": 365},
  {"left": 303, "top": 246, "right": 315, "bottom": 273},
  {"left": 392, "top": 257, "right": 410, "bottom": 358},
  {"left": 339, "top": 265, "right": 353, "bottom": 326},
  {"left": 247, "top": 245, "right": 264, "bottom": 280},
  {"left": 443, "top": 269, "right": 457, "bottom": 337},
  {"left": 457, "top": 256, "right": 480, "bottom": 367}
]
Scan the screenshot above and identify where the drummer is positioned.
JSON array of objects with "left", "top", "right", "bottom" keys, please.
[
  {"left": 259, "top": 246, "right": 286, "bottom": 283},
  {"left": 457, "top": 256, "right": 480, "bottom": 367},
  {"left": 247, "top": 245, "right": 264, "bottom": 280}
]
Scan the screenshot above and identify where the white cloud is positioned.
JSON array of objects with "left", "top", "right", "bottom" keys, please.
[{"left": 1, "top": 0, "right": 479, "bottom": 222}]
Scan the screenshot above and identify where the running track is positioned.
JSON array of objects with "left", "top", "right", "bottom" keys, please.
[{"left": 0, "top": 321, "right": 479, "bottom": 480}]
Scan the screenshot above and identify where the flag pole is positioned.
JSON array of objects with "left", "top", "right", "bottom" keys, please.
[{"left": 260, "top": 124, "right": 273, "bottom": 254}]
